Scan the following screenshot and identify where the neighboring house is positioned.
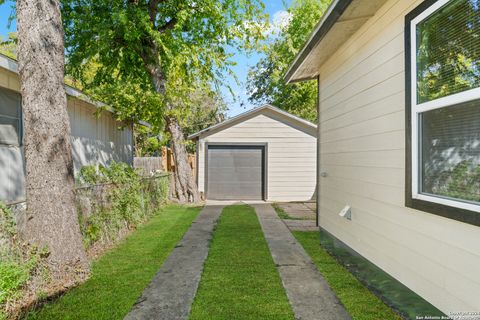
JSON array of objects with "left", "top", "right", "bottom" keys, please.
[
  {"left": 285, "top": 0, "right": 479, "bottom": 315},
  {"left": 189, "top": 104, "right": 317, "bottom": 202},
  {"left": 0, "top": 53, "right": 134, "bottom": 202}
]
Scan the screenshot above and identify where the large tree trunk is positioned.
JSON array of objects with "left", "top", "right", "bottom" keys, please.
[
  {"left": 17, "top": 0, "right": 89, "bottom": 281},
  {"left": 165, "top": 116, "right": 200, "bottom": 202},
  {"left": 142, "top": 59, "right": 201, "bottom": 203}
]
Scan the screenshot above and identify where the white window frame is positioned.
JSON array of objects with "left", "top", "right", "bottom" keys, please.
[{"left": 410, "top": 0, "right": 480, "bottom": 213}]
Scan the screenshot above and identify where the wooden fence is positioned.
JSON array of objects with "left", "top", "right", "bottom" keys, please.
[
  {"left": 161, "top": 146, "right": 196, "bottom": 178},
  {"left": 134, "top": 147, "right": 196, "bottom": 178},
  {"left": 133, "top": 157, "right": 163, "bottom": 175}
]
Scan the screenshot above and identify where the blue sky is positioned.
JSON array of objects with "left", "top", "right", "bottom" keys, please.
[
  {"left": 219, "top": 1, "right": 292, "bottom": 116},
  {"left": 0, "top": 1, "right": 291, "bottom": 117}
]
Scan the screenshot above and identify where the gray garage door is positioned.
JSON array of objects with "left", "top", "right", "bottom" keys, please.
[{"left": 206, "top": 145, "right": 264, "bottom": 200}]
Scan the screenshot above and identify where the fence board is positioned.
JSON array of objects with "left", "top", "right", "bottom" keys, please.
[
  {"left": 160, "top": 146, "right": 196, "bottom": 178},
  {"left": 134, "top": 157, "right": 163, "bottom": 175}
]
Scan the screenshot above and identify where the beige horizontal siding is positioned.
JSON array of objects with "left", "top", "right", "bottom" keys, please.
[
  {"left": 322, "top": 195, "right": 480, "bottom": 284},
  {"left": 322, "top": 74, "right": 405, "bottom": 123},
  {"left": 322, "top": 111, "right": 404, "bottom": 143},
  {"left": 321, "top": 130, "right": 404, "bottom": 154},
  {"left": 319, "top": 209, "right": 479, "bottom": 310},
  {"left": 197, "top": 113, "right": 316, "bottom": 202},
  {"left": 316, "top": 0, "right": 480, "bottom": 313},
  {"left": 321, "top": 186, "right": 480, "bottom": 256},
  {"left": 321, "top": 91, "right": 404, "bottom": 133}
]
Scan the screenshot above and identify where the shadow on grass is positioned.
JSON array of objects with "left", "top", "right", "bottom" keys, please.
[
  {"left": 26, "top": 205, "right": 202, "bottom": 320},
  {"left": 293, "top": 231, "right": 403, "bottom": 320}
]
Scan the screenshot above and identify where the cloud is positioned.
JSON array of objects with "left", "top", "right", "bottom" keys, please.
[{"left": 267, "top": 10, "right": 292, "bottom": 36}]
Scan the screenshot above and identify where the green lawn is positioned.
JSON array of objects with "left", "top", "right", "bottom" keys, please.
[
  {"left": 27, "top": 205, "right": 202, "bottom": 320},
  {"left": 293, "top": 232, "right": 402, "bottom": 320},
  {"left": 189, "top": 205, "right": 294, "bottom": 320}
]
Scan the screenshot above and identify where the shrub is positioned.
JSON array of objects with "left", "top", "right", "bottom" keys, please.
[
  {"left": 0, "top": 203, "right": 45, "bottom": 319},
  {"left": 0, "top": 203, "right": 16, "bottom": 238},
  {"left": 0, "top": 162, "right": 169, "bottom": 318},
  {"left": 77, "top": 161, "right": 170, "bottom": 248},
  {"left": 0, "top": 254, "right": 39, "bottom": 305}
]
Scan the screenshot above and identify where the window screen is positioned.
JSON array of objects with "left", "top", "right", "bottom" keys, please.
[
  {"left": 416, "top": 0, "right": 480, "bottom": 104},
  {"left": 420, "top": 100, "right": 480, "bottom": 204},
  {"left": 0, "top": 88, "right": 22, "bottom": 146}
]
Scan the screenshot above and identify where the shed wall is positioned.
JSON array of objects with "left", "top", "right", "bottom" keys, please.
[
  {"left": 68, "top": 98, "right": 133, "bottom": 173},
  {"left": 198, "top": 113, "right": 316, "bottom": 202},
  {"left": 0, "top": 68, "right": 133, "bottom": 202},
  {"left": 317, "top": 0, "right": 480, "bottom": 313}
]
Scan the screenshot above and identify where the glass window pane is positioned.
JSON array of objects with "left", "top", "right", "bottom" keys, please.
[
  {"left": 420, "top": 100, "right": 480, "bottom": 204},
  {"left": 416, "top": 0, "right": 480, "bottom": 104},
  {"left": 0, "top": 116, "right": 20, "bottom": 145},
  {"left": 0, "top": 87, "right": 21, "bottom": 118}
]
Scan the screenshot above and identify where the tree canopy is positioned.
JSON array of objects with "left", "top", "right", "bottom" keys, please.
[
  {"left": 61, "top": 0, "right": 266, "bottom": 125},
  {"left": 134, "top": 86, "right": 227, "bottom": 156},
  {"left": 247, "top": 0, "right": 330, "bottom": 122},
  {"left": 61, "top": 0, "right": 268, "bottom": 201},
  {"left": 0, "top": 32, "right": 17, "bottom": 59}
]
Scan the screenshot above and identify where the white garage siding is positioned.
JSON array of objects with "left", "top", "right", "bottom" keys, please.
[
  {"left": 0, "top": 59, "right": 134, "bottom": 202},
  {"left": 313, "top": 0, "right": 480, "bottom": 313},
  {"left": 196, "top": 108, "right": 317, "bottom": 202}
]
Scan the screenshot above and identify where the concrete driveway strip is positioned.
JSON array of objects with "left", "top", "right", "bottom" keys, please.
[
  {"left": 253, "top": 204, "right": 351, "bottom": 320},
  {"left": 125, "top": 205, "right": 224, "bottom": 320}
]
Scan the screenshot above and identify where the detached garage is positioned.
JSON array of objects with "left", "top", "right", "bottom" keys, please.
[{"left": 189, "top": 104, "right": 317, "bottom": 202}]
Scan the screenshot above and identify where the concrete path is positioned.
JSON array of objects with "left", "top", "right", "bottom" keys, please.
[
  {"left": 253, "top": 204, "right": 351, "bottom": 320},
  {"left": 124, "top": 205, "right": 224, "bottom": 320},
  {"left": 283, "top": 219, "right": 319, "bottom": 232},
  {"left": 277, "top": 202, "right": 316, "bottom": 220},
  {"left": 304, "top": 202, "right": 317, "bottom": 212}
]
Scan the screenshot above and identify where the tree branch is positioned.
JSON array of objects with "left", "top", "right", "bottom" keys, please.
[
  {"left": 148, "top": 0, "right": 162, "bottom": 26},
  {"left": 157, "top": 17, "right": 177, "bottom": 32},
  {"left": 148, "top": 0, "right": 187, "bottom": 33}
]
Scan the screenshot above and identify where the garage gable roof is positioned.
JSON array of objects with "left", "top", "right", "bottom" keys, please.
[
  {"left": 284, "top": 0, "right": 388, "bottom": 83},
  {"left": 188, "top": 104, "right": 317, "bottom": 139}
]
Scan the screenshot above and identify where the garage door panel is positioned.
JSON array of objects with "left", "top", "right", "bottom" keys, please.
[
  {"left": 208, "top": 168, "right": 262, "bottom": 182},
  {"left": 208, "top": 183, "right": 263, "bottom": 200},
  {"left": 208, "top": 151, "right": 262, "bottom": 167},
  {"left": 207, "top": 145, "right": 264, "bottom": 200}
]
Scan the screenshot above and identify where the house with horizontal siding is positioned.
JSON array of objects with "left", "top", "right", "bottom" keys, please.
[
  {"left": 189, "top": 105, "right": 317, "bottom": 202},
  {"left": 285, "top": 0, "right": 480, "bottom": 315},
  {"left": 0, "top": 53, "right": 134, "bottom": 202}
]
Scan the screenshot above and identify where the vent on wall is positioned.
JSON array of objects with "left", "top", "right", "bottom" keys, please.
[{"left": 339, "top": 205, "right": 351, "bottom": 220}]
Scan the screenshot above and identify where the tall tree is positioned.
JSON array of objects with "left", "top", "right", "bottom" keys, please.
[
  {"left": 61, "top": 0, "right": 266, "bottom": 202},
  {"left": 181, "top": 86, "right": 227, "bottom": 153},
  {"left": 16, "top": 0, "right": 88, "bottom": 281},
  {"left": 132, "top": 86, "right": 227, "bottom": 157},
  {"left": 248, "top": 0, "right": 330, "bottom": 122}
]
